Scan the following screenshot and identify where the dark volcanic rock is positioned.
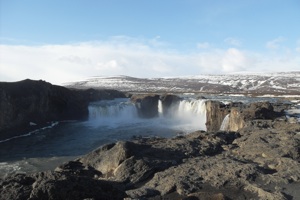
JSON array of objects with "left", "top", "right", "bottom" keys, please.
[
  {"left": 79, "top": 131, "right": 239, "bottom": 190},
  {"left": 0, "top": 79, "right": 125, "bottom": 140},
  {"left": 0, "top": 79, "right": 86, "bottom": 138},
  {"left": 131, "top": 94, "right": 160, "bottom": 118},
  {"left": 160, "top": 94, "right": 182, "bottom": 116},
  {"left": 0, "top": 170, "right": 125, "bottom": 200}
]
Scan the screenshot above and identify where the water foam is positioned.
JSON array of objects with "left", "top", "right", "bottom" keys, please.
[
  {"left": 0, "top": 122, "right": 59, "bottom": 143},
  {"left": 87, "top": 98, "right": 138, "bottom": 127},
  {"left": 167, "top": 98, "right": 207, "bottom": 131}
]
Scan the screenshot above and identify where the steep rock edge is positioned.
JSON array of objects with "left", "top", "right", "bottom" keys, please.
[
  {"left": 130, "top": 94, "right": 160, "bottom": 118},
  {"left": 0, "top": 79, "right": 125, "bottom": 140},
  {"left": 205, "top": 100, "right": 286, "bottom": 132},
  {"left": 129, "top": 94, "right": 287, "bottom": 132},
  {"left": 160, "top": 94, "right": 182, "bottom": 116}
]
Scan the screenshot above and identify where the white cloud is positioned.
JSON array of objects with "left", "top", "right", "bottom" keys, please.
[
  {"left": 0, "top": 37, "right": 299, "bottom": 85},
  {"left": 266, "top": 37, "right": 285, "bottom": 49},
  {"left": 221, "top": 48, "right": 247, "bottom": 72},
  {"left": 224, "top": 37, "right": 241, "bottom": 46}
]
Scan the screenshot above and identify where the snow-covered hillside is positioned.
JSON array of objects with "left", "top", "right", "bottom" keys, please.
[{"left": 64, "top": 71, "right": 300, "bottom": 95}]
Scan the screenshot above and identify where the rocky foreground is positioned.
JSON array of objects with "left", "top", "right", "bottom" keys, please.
[{"left": 1, "top": 101, "right": 300, "bottom": 200}]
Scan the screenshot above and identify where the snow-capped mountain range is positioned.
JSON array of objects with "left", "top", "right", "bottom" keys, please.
[{"left": 65, "top": 71, "right": 300, "bottom": 95}]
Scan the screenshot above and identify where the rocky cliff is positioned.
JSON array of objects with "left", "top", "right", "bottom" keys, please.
[
  {"left": 130, "top": 94, "right": 160, "bottom": 118},
  {"left": 160, "top": 94, "right": 182, "bottom": 116},
  {"left": 205, "top": 101, "right": 285, "bottom": 132},
  {"left": 0, "top": 79, "right": 125, "bottom": 140}
]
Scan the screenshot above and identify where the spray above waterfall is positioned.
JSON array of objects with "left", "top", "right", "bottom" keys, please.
[
  {"left": 159, "top": 98, "right": 207, "bottom": 131},
  {"left": 87, "top": 98, "right": 138, "bottom": 127}
]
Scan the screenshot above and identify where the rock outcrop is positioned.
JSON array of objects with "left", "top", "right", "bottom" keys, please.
[
  {"left": 205, "top": 101, "right": 231, "bottom": 132},
  {"left": 131, "top": 94, "right": 160, "bottom": 118},
  {"left": 0, "top": 79, "right": 125, "bottom": 140},
  {"left": 160, "top": 94, "right": 182, "bottom": 116},
  {"left": 206, "top": 101, "right": 285, "bottom": 132}
]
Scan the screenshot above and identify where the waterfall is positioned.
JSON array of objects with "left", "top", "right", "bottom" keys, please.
[
  {"left": 158, "top": 100, "right": 163, "bottom": 117},
  {"left": 87, "top": 98, "right": 138, "bottom": 127},
  {"left": 177, "top": 99, "right": 206, "bottom": 116},
  {"left": 86, "top": 97, "right": 207, "bottom": 132},
  {"left": 220, "top": 114, "right": 230, "bottom": 131},
  {"left": 162, "top": 98, "right": 207, "bottom": 131}
]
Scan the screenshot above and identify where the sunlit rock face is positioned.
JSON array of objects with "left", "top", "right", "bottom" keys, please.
[
  {"left": 205, "top": 101, "right": 230, "bottom": 132},
  {"left": 206, "top": 101, "right": 285, "bottom": 132}
]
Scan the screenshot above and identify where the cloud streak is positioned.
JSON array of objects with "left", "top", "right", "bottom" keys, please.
[{"left": 0, "top": 37, "right": 299, "bottom": 85}]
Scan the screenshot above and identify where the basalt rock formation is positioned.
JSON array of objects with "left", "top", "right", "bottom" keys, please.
[
  {"left": 205, "top": 101, "right": 285, "bottom": 132},
  {"left": 160, "top": 94, "right": 182, "bottom": 116},
  {"left": 130, "top": 94, "right": 160, "bottom": 118},
  {"left": 0, "top": 79, "right": 125, "bottom": 140}
]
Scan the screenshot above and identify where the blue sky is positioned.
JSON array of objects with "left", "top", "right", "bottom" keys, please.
[{"left": 0, "top": 0, "right": 299, "bottom": 84}]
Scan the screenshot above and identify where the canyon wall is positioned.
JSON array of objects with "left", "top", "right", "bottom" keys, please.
[
  {"left": 0, "top": 79, "right": 125, "bottom": 140},
  {"left": 205, "top": 101, "right": 285, "bottom": 132}
]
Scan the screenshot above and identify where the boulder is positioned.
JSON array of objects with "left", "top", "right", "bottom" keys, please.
[
  {"left": 131, "top": 94, "right": 159, "bottom": 118},
  {"left": 79, "top": 131, "right": 238, "bottom": 189}
]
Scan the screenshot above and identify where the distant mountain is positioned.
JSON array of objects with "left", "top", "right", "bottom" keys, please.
[{"left": 64, "top": 71, "right": 300, "bottom": 95}]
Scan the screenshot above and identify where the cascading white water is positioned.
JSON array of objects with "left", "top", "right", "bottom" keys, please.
[
  {"left": 169, "top": 99, "right": 207, "bottom": 131},
  {"left": 158, "top": 100, "right": 163, "bottom": 117},
  {"left": 220, "top": 114, "right": 230, "bottom": 131},
  {"left": 87, "top": 97, "right": 207, "bottom": 132},
  {"left": 87, "top": 98, "right": 138, "bottom": 127}
]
